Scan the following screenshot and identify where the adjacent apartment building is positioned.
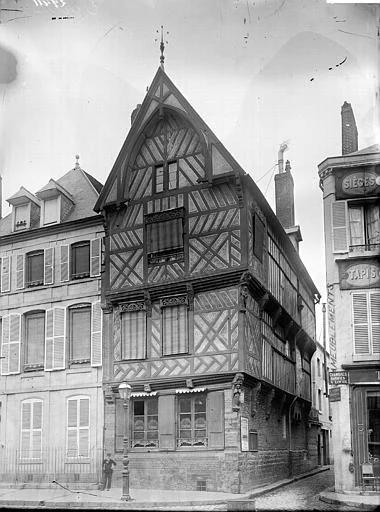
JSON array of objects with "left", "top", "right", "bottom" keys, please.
[
  {"left": 318, "top": 102, "right": 380, "bottom": 492},
  {"left": 0, "top": 160, "right": 104, "bottom": 485},
  {"left": 96, "top": 65, "right": 321, "bottom": 493}
]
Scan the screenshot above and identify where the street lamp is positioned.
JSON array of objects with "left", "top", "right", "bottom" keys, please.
[{"left": 118, "top": 382, "right": 132, "bottom": 501}]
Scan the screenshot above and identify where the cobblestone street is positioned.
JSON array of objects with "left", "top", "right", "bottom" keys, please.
[{"left": 255, "top": 470, "right": 356, "bottom": 511}]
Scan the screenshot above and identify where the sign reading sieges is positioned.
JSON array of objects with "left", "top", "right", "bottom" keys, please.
[
  {"left": 335, "top": 166, "right": 380, "bottom": 199},
  {"left": 339, "top": 259, "right": 380, "bottom": 290}
]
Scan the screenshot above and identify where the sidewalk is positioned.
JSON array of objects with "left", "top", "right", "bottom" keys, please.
[
  {"left": 320, "top": 488, "right": 380, "bottom": 510},
  {"left": 0, "top": 466, "right": 331, "bottom": 510}
]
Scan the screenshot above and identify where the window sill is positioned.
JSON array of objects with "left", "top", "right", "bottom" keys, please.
[
  {"left": 23, "top": 364, "right": 44, "bottom": 372},
  {"left": 71, "top": 273, "right": 91, "bottom": 280},
  {"left": 352, "top": 354, "right": 379, "bottom": 362}
]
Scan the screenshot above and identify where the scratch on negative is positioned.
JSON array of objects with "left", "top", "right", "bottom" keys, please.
[{"left": 338, "top": 29, "right": 374, "bottom": 40}]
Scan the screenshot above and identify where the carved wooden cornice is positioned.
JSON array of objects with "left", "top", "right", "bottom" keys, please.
[{"left": 145, "top": 207, "right": 185, "bottom": 224}]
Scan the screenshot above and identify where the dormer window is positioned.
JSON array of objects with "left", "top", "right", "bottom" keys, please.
[
  {"left": 14, "top": 204, "right": 30, "bottom": 231},
  {"left": 43, "top": 197, "right": 59, "bottom": 225}
]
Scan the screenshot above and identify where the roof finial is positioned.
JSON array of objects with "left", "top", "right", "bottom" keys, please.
[
  {"left": 156, "top": 26, "right": 169, "bottom": 70},
  {"left": 75, "top": 154, "right": 80, "bottom": 169}
]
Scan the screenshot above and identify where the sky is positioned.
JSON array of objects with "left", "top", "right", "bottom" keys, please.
[{"left": 0, "top": 0, "right": 379, "bottom": 343}]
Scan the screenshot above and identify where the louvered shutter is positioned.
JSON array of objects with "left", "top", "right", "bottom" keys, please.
[
  {"left": 44, "top": 247, "right": 54, "bottom": 285},
  {"left": 9, "top": 314, "right": 21, "bottom": 374},
  {"left": 60, "top": 245, "right": 69, "bottom": 282},
  {"left": 67, "top": 399, "right": 78, "bottom": 457},
  {"left": 44, "top": 308, "right": 66, "bottom": 371},
  {"left": 90, "top": 238, "right": 101, "bottom": 277},
  {"left": 21, "top": 401, "right": 32, "bottom": 457},
  {"left": 1, "top": 256, "right": 10, "bottom": 293},
  {"left": 370, "top": 292, "right": 380, "bottom": 353},
  {"left": 158, "top": 395, "right": 175, "bottom": 450},
  {"left": 207, "top": 391, "right": 225, "bottom": 449},
  {"left": 15, "top": 254, "right": 24, "bottom": 290},
  {"left": 31, "top": 401, "right": 42, "bottom": 459},
  {"left": 332, "top": 201, "right": 348, "bottom": 252},
  {"left": 79, "top": 398, "right": 90, "bottom": 456},
  {"left": 352, "top": 293, "right": 370, "bottom": 354},
  {"left": 1, "top": 315, "right": 10, "bottom": 375},
  {"left": 91, "top": 301, "right": 102, "bottom": 367}
]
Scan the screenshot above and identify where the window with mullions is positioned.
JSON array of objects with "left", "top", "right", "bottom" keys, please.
[
  {"left": 69, "top": 305, "right": 91, "bottom": 364},
  {"left": 132, "top": 399, "right": 159, "bottom": 448},
  {"left": 177, "top": 394, "right": 207, "bottom": 448},
  {"left": 71, "top": 241, "right": 90, "bottom": 280},
  {"left": 24, "top": 311, "right": 45, "bottom": 370},
  {"left": 161, "top": 297, "right": 188, "bottom": 356},
  {"left": 349, "top": 203, "right": 380, "bottom": 251},
  {"left": 154, "top": 161, "right": 178, "bottom": 193},
  {"left": 26, "top": 251, "right": 44, "bottom": 287}
]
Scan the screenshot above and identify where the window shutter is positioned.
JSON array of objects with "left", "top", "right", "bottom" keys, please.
[
  {"left": 1, "top": 256, "right": 11, "bottom": 292},
  {"left": 331, "top": 201, "right": 348, "bottom": 252},
  {"left": 91, "top": 301, "right": 102, "bottom": 367},
  {"left": 9, "top": 314, "right": 21, "bottom": 374},
  {"left": 352, "top": 293, "right": 369, "bottom": 354},
  {"left": 45, "top": 308, "right": 66, "bottom": 370},
  {"left": 90, "top": 238, "right": 101, "bottom": 277},
  {"left": 158, "top": 395, "right": 175, "bottom": 450},
  {"left": 21, "top": 401, "right": 32, "bottom": 456},
  {"left": 1, "top": 315, "right": 10, "bottom": 375},
  {"left": 207, "top": 391, "right": 225, "bottom": 449},
  {"left": 44, "top": 247, "right": 54, "bottom": 285},
  {"left": 15, "top": 254, "right": 24, "bottom": 290},
  {"left": 370, "top": 292, "right": 380, "bottom": 353},
  {"left": 31, "top": 401, "right": 42, "bottom": 458},
  {"left": 60, "top": 245, "right": 69, "bottom": 282}
]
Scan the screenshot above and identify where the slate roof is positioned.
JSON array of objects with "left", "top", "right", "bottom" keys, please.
[
  {"left": 0, "top": 167, "right": 103, "bottom": 237},
  {"left": 347, "top": 143, "right": 380, "bottom": 156}
]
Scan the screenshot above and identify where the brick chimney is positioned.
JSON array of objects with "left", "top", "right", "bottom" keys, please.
[
  {"left": 341, "top": 101, "right": 358, "bottom": 155},
  {"left": 275, "top": 152, "right": 302, "bottom": 252}
]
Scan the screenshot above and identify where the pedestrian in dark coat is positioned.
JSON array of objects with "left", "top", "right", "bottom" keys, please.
[{"left": 101, "top": 453, "right": 116, "bottom": 490}]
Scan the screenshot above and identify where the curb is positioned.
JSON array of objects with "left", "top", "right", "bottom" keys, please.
[{"left": 319, "top": 492, "right": 380, "bottom": 510}]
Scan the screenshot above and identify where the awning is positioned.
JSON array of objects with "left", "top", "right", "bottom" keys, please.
[
  {"left": 131, "top": 391, "right": 157, "bottom": 398},
  {"left": 175, "top": 387, "right": 206, "bottom": 394}
]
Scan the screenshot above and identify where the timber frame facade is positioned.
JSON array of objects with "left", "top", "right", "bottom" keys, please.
[{"left": 96, "top": 67, "right": 321, "bottom": 493}]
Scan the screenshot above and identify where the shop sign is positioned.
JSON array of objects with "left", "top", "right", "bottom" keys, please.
[
  {"left": 240, "top": 417, "right": 249, "bottom": 452},
  {"left": 329, "top": 387, "right": 341, "bottom": 402},
  {"left": 330, "top": 371, "right": 348, "bottom": 385},
  {"left": 335, "top": 166, "right": 380, "bottom": 199},
  {"left": 349, "top": 369, "right": 380, "bottom": 383},
  {"left": 339, "top": 259, "right": 380, "bottom": 290}
]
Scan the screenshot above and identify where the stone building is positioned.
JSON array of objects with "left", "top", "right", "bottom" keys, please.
[
  {"left": 96, "top": 65, "right": 321, "bottom": 493},
  {"left": 318, "top": 102, "right": 380, "bottom": 493},
  {"left": 0, "top": 159, "right": 104, "bottom": 485}
]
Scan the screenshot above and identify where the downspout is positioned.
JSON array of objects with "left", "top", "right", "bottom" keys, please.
[
  {"left": 322, "top": 303, "right": 329, "bottom": 397},
  {"left": 288, "top": 396, "right": 297, "bottom": 476}
]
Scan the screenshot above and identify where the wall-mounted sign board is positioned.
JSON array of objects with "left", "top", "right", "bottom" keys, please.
[
  {"left": 335, "top": 165, "right": 380, "bottom": 199},
  {"left": 329, "top": 387, "right": 341, "bottom": 402},
  {"left": 338, "top": 259, "right": 380, "bottom": 290},
  {"left": 330, "top": 371, "right": 349, "bottom": 385}
]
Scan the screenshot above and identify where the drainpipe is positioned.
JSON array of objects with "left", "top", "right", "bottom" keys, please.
[
  {"left": 288, "top": 396, "right": 297, "bottom": 476},
  {"left": 322, "top": 303, "right": 329, "bottom": 397}
]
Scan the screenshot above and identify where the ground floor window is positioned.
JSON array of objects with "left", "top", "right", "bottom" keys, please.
[
  {"left": 67, "top": 396, "right": 90, "bottom": 457},
  {"left": 177, "top": 394, "right": 207, "bottom": 447},
  {"left": 132, "top": 398, "right": 158, "bottom": 448},
  {"left": 20, "top": 399, "right": 43, "bottom": 459}
]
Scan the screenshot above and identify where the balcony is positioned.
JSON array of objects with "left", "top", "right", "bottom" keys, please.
[{"left": 349, "top": 243, "right": 380, "bottom": 256}]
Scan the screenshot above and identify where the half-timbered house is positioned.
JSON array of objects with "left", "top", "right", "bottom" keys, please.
[
  {"left": 0, "top": 160, "right": 104, "bottom": 485},
  {"left": 96, "top": 66, "right": 320, "bottom": 493}
]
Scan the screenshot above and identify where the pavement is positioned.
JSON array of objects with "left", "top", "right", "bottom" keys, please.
[{"left": 0, "top": 466, "right": 377, "bottom": 510}]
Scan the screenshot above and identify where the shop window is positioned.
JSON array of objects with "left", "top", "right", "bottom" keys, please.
[
  {"left": 67, "top": 396, "right": 90, "bottom": 457},
  {"left": 145, "top": 208, "right": 184, "bottom": 265},
  {"left": 177, "top": 394, "right": 207, "bottom": 447},
  {"left": 161, "top": 297, "right": 188, "bottom": 356},
  {"left": 69, "top": 306, "right": 91, "bottom": 364},
  {"left": 24, "top": 311, "right": 45, "bottom": 370},
  {"left": 367, "top": 392, "right": 380, "bottom": 462},
  {"left": 26, "top": 251, "right": 44, "bottom": 287},
  {"left": 20, "top": 399, "right": 43, "bottom": 460},
  {"left": 131, "top": 398, "right": 159, "bottom": 448},
  {"left": 71, "top": 241, "right": 90, "bottom": 279},
  {"left": 121, "top": 304, "right": 146, "bottom": 360}
]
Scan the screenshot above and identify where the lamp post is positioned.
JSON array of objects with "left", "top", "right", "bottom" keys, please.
[{"left": 118, "top": 382, "right": 132, "bottom": 501}]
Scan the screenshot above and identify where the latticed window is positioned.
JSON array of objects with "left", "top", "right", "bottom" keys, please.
[
  {"left": 26, "top": 251, "right": 44, "bottom": 287},
  {"left": 131, "top": 399, "right": 158, "bottom": 448},
  {"left": 67, "top": 396, "right": 90, "bottom": 457},
  {"left": 20, "top": 399, "right": 42, "bottom": 459},
  {"left": 154, "top": 161, "right": 178, "bottom": 193},
  {"left": 161, "top": 296, "right": 188, "bottom": 356},
  {"left": 177, "top": 394, "right": 207, "bottom": 447}
]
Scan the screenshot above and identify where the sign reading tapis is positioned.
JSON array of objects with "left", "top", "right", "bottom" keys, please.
[{"left": 338, "top": 259, "right": 380, "bottom": 290}]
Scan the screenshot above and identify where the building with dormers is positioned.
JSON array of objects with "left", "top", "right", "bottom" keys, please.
[
  {"left": 0, "top": 160, "right": 104, "bottom": 485},
  {"left": 318, "top": 102, "right": 380, "bottom": 493},
  {"left": 95, "top": 65, "right": 321, "bottom": 493}
]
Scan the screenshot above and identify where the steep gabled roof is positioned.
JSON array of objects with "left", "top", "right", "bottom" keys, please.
[
  {"left": 36, "top": 178, "right": 74, "bottom": 202},
  {"left": 6, "top": 186, "right": 41, "bottom": 207},
  {"left": 95, "top": 66, "right": 242, "bottom": 211}
]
